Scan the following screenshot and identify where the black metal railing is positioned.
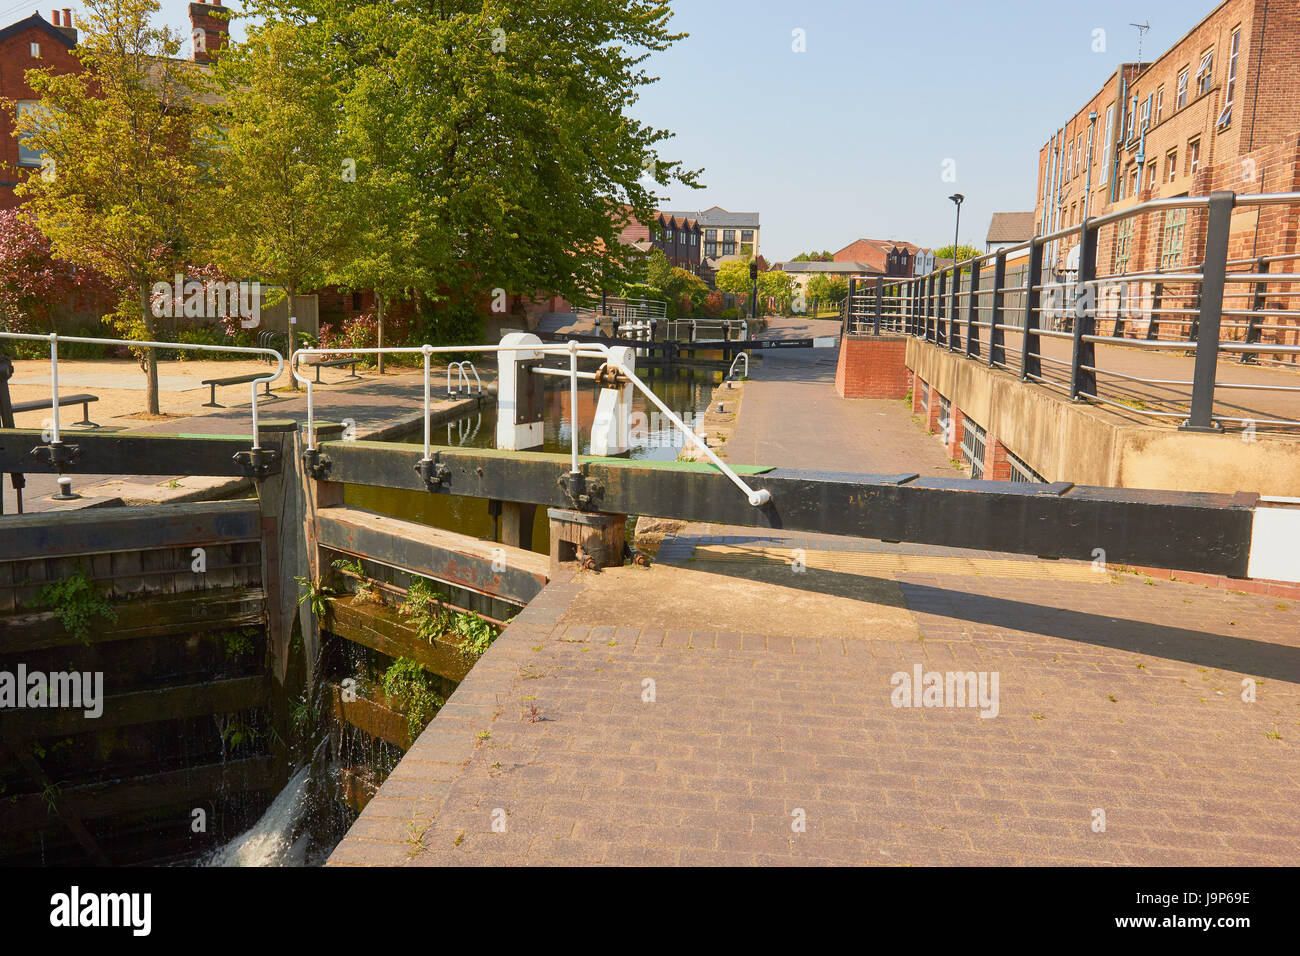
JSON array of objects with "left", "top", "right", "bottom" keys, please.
[{"left": 843, "top": 190, "right": 1300, "bottom": 432}]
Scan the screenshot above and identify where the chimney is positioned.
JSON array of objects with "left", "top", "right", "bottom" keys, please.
[
  {"left": 50, "top": 9, "right": 59, "bottom": 24},
  {"left": 63, "top": 8, "right": 72, "bottom": 26},
  {"left": 188, "top": 1, "right": 230, "bottom": 64}
]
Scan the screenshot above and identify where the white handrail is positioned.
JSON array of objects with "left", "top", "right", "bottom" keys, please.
[
  {"left": 0, "top": 331, "right": 283, "bottom": 448},
  {"left": 290, "top": 340, "right": 772, "bottom": 507},
  {"left": 727, "top": 352, "right": 749, "bottom": 380}
]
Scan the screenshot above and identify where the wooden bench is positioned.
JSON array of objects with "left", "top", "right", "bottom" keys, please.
[
  {"left": 9, "top": 393, "right": 99, "bottom": 427},
  {"left": 308, "top": 357, "right": 362, "bottom": 384},
  {"left": 202, "top": 373, "right": 274, "bottom": 409}
]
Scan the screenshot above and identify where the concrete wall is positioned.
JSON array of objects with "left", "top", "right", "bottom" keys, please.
[{"left": 906, "top": 337, "right": 1300, "bottom": 495}]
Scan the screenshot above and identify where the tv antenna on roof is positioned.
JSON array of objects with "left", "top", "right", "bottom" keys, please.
[{"left": 1130, "top": 21, "right": 1151, "bottom": 71}]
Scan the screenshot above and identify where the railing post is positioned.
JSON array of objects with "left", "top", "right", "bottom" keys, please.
[
  {"left": 1182, "top": 190, "right": 1236, "bottom": 432},
  {"left": 989, "top": 250, "right": 1006, "bottom": 368},
  {"left": 1240, "top": 255, "right": 1269, "bottom": 364},
  {"left": 965, "top": 259, "right": 981, "bottom": 358},
  {"left": 935, "top": 271, "right": 947, "bottom": 346},
  {"left": 874, "top": 277, "right": 883, "bottom": 335},
  {"left": 948, "top": 264, "right": 961, "bottom": 352},
  {"left": 926, "top": 275, "right": 935, "bottom": 342},
  {"left": 1145, "top": 281, "right": 1164, "bottom": 340},
  {"left": 1069, "top": 218, "right": 1099, "bottom": 401},
  {"left": 1020, "top": 238, "right": 1043, "bottom": 381},
  {"left": 844, "top": 277, "right": 857, "bottom": 337}
]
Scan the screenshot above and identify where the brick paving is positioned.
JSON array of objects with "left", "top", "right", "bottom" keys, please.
[
  {"left": 328, "top": 332, "right": 1300, "bottom": 867},
  {"left": 329, "top": 535, "right": 1300, "bottom": 867}
]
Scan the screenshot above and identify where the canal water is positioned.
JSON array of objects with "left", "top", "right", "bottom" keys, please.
[{"left": 345, "top": 367, "right": 722, "bottom": 549}]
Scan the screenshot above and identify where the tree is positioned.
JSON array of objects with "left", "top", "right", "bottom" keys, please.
[
  {"left": 209, "top": 17, "right": 358, "bottom": 387},
  {"left": 0, "top": 209, "right": 111, "bottom": 334},
  {"left": 757, "top": 269, "right": 793, "bottom": 314},
  {"left": 714, "top": 258, "right": 753, "bottom": 297},
  {"left": 259, "top": 0, "right": 702, "bottom": 359},
  {"left": 933, "top": 244, "right": 983, "bottom": 265},
  {"left": 13, "top": 0, "right": 221, "bottom": 414},
  {"left": 807, "top": 273, "right": 849, "bottom": 307},
  {"left": 792, "top": 250, "right": 834, "bottom": 262}
]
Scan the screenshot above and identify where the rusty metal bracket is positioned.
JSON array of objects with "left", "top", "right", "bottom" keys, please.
[
  {"left": 232, "top": 447, "right": 281, "bottom": 480},
  {"left": 30, "top": 442, "right": 80, "bottom": 470},
  {"left": 303, "top": 447, "right": 333, "bottom": 481},
  {"left": 557, "top": 470, "right": 604, "bottom": 510},
  {"left": 415, "top": 454, "right": 452, "bottom": 490},
  {"left": 594, "top": 362, "right": 632, "bottom": 389}
]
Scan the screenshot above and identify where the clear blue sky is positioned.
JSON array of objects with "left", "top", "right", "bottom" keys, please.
[{"left": 4, "top": 0, "right": 1217, "bottom": 259}]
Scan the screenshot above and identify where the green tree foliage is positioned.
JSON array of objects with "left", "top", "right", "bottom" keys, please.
[
  {"left": 757, "top": 269, "right": 794, "bottom": 314},
  {"left": 12, "top": 0, "right": 221, "bottom": 413},
  {"left": 713, "top": 257, "right": 753, "bottom": 297},
  {"left": 933, "top": 244, "right": 983, "bottom": 265},
  {"left": 249, "top": 0, "right": 701, "bottom": 354},
  {"left": 806, "top": 273, "right": 850, "bottom": 306},
  {"left": 209, "top": 16, "right": 357, "bottom": 386},
  {"left": 791, "top": 250, "right": 834, "bottom": 262},
  {"left": 638, "top": 249, "right": 706, "bottom": 316}
]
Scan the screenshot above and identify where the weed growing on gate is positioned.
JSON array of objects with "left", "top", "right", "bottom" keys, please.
[{"left": 37, "top": 568, "right": 116, "bottom": 645}]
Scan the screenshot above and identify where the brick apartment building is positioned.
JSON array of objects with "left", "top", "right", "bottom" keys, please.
[
  {"left": 660, "top": 206, "right": 760, "bottom": 273},
  {"left": 1035, "top": 0, "right": 1300, "bottom": 354},
  {"left": 1, "top": 3, "right": 230, "bottom": 209},
  {"left": 616, "top": 210, "right": 703, "bottom": 274},
  {"left": 832, "top": 238, "right": 934, "bottom": 277}
]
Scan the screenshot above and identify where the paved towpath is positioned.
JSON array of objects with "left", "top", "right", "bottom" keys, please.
[{"left": 330, "top": 330, "right": 1300, "bottom": 866}]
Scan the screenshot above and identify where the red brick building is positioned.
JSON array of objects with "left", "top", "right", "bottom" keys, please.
[
  {"left": 832, "top": 238, "right": 932, "bottom": 277},
  {"left": 616, "top": 210, "right": 704, "bottom": 274},
  {"left": 1035, "top": 0, "right": 1300, "bottom": 355},
  {"left": 1, "top": 3, "right": 230, "bottom": 210}
]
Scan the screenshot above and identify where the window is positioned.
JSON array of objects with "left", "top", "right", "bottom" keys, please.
[
  {"left": 1146, "top": 161, "right": 1156, "bottom": 190},
  {"left": 705, "top": 229, "right": 717, "bottom": 241},
  {"left": 1176, "top": 70, "right": 1188, "bottom": 109},
  {"left": 1161, "top": 209, "right": 1186, "bottom": 269},
  {"left": 15, "top": 100, "right": 46, "bottom": 167},
  {"left": 1196, "top": 50, "right": 1214, "bottom": 96},
  {"left": 723, "top": 229, "right": 735, "bottom": 243},
  {"left": 705, "top": 242, "right": 717, "bottom": 258},
  {"left": 30, "top": 42, "right": 40, "bottom": 58},
  {"left": 1066, "top": 142, "right": 1073, "bottom": 178},
  {"left": 1130, "top": 166, "right": 1139, "bottom": 196},
  {"left": 1167, "top": 151, "right": 1177, "bottom": 182},
  {"left": 741, "top": 230, "right": 754, "bottom": 242},
  {"left": 665, "top": 229, "right": 673, "bottom": 243},
  {"left": 722, "top": 242, "right": 736, "bottom": 256},
  {"left": 1114, "top": 217, "right": 1134, "bottom": 273},
  {"left": 1126, "top": 97, "right": 1137, "bottom": 140},
  {"left": 1100, "top": 105, "right": 1114, "bottom": 185},
  {"left": 1188, "top": 138, "right": 1200, "bottom": 175},
  {"left": 1156, "top": 86, "right": 1164, "bottom": 123},
  {"left": 1140, "top": 95, "right": 1151, "bottom": 132},
  {"left": 1219, "top": 29, "right": 1239, "bottom": 126}
]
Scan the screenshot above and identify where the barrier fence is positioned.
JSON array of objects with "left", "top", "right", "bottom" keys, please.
[{"left": 842, "top": 190, "right": 1300, "bottom": 432}]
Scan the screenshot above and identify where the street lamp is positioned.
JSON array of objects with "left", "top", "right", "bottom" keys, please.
[{"left": 948, "top": 193, "right": 965, "bottom": 266}]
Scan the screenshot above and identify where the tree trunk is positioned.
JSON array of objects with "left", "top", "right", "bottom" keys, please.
[
  {"left": 377, "top": 294, "right": 386, "bottom": 375},
  {"left": 140, "top": 286, "right": 160, "bottom": 415}
]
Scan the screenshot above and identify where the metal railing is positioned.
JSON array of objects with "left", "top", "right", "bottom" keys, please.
[
  {"left": 446, "top": 360, "right": 482, "bottom": 396},
  {"left": 843, "top": 190, "right": 1300, "bottom": 432},
  {"left": 290, "top": 339, "right": 771, "bottom": 507},
  {"left": 0, "top": 331, "right": 284, "bottom": 447},
  {"left": 582, "top": 296, "right": 668, "bottom": 322}
]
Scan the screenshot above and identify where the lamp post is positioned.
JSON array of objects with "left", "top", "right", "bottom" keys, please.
[
  {"left": 948, "top": 193, "right": 965, "bottom": 266},
  {"left": 748, "top": 259, "right": 759, "bottom": 321}
]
